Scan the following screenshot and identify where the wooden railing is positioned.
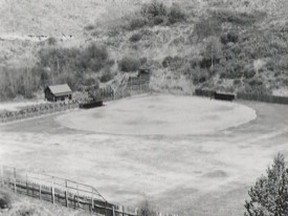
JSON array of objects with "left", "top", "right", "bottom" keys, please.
[{"left": 0, "top": 166, "right": 137, "bottom": 216}]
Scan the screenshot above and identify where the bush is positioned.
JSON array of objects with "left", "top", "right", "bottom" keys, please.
[
  {"left": 141, "top": 1, "right": 168, "bottom": 19},
  {"left": 162, "top": 56, "right": 184, "bottom": 70},
  {"left": 84, "top": 24, "right": 95, "bottom": 31},
  {"left": 137, "top": 200, "right": 157, "bottom": 216},
  {"left": 118, "top": 56, "right": 141, "bottom": 72},
  {"left": 211, "top": 9, "right": 266, "bottom": 26},
  {"left": 245, "top": 153, "right": 288, "bottom": 216},
  {"left": 125, "top": 1, "right": 186, "bottom": 30},
  {"left": 203, "top": 36, "right": 223, "bottom": 68},
  {"left": 193, "top": 18, "right": 222, "bottom": 40},
  {"left": 244, "top": 78, "right": 270, "bottom": 94},
  {"left": 190, "top": 67, "right": 210, "bottom": 84},
  {"left": 80, "top": 43, "right": 109, "bottom": 72},
  {"left": 243, "top": 65, "right": 256, "bottom": 79},
  {"left": 130, "top": 33, "right": 143, "bottom": 43},
  {"left": 127, "top": 17, "right": 148, "bottom": 31},
  {"left": 162, "top": 56, "right": 173, "bottom": 68},
  {"left": 47, "top": 37, "right": 57, "bottom": 46},
  {"left": 0, "top": 192, "right": 11, "bottom": 209},
  {"left": 100, "top": 67, "right": 114, "bottom": 83},
  {"left": 220, "top": 31, "right": 239, "bottom": 44},
  {"left": 168, "top": 3, "right": 186, "bottom": 24}
]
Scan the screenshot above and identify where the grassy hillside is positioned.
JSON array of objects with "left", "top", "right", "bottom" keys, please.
[{"left": 1, "top": 0, "right": 288, "bottom": 101}]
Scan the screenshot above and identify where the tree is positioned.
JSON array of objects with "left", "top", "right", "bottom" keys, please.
[
  {"left": 244, "top": 153, "right": 288, "bottom": 216},
  {"left": 204, "top": 36, "right": 223, "bottom": 70}
]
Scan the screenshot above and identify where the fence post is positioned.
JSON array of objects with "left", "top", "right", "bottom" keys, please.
[
  {"left": 26, "top": 173, "right": 29, "bottom": 195},
  {"left": 39, "top": 184, "right": 42, "bottom": 200},
  {"left": 65, "top": 180, "right": 69, "bottom": 207},
  {"left": 51, "top": 176, "right": 55, "bottom": 204},
  {"left": 91, "top": 189, "right": 94, "bottom": 212},
  {"left": 0, "top": 166, "right": 4, "bottom": 186},
  {"left": 13, "top": 167, "right": 17, "bottom": 193},
  {"left": 77, "top": 184, "right": 79, "bottom": 209},
  {"left": 113, "top": 206, "right": 116, "bottom": 216}
]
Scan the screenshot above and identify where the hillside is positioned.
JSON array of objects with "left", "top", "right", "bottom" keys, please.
[{"left": 1, "top": 0, "right": 288, "bottom": 101}]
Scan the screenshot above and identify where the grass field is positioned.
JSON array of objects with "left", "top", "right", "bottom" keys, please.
[{"left": 1, "top": 94, "right": 288, "bottom": 216}]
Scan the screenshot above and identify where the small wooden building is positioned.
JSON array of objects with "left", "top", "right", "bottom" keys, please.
[{"left": 44, "top": 84, "right": 72, "bottom": 102}]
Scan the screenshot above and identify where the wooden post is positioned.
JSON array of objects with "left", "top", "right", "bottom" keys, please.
[
  {"left": 76, "top": 184, "right": 79, "bottom": 209},
  {"left": 39, "top": 184, "right": 42, "bottom": 200},
  {"left": 91, "top": 189, "right": 94, "bottom": 212},
  {"left": 51, "top": 176, "right": 55, "bottom": 204},
  {"left": 65, "top": 180, "right": 69, "bottom": 208},
  {"left": 26, "top": 173, "right": 29, "bottom": 195},
  {"left": 112, "top": 206, "right": 116, "bottom": 216},
  {"left": 13, "top": 168, "right": 17, "bottom": 193},
  {"left": 0, "top": 166, "right": 4, "bottom": 186}
]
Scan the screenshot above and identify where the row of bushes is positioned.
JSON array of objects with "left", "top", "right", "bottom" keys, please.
[{"left": 124, "top": 1, "right": 187, "bottom": 31}]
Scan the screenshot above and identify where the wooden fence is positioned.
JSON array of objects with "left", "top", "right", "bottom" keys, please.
[
  {"left": 194, "top": 89, "right": 216, "bottom": 98},
  {"left": 113, "top": 78, "right": 150, "bottom": 100},
  {"left": 194, "top": 88, "right": 288, "bottom": 105},
  {"left": 237, "top": 92, "right": 288, "bottom": 105},
  {"left": 0, "top": 166, "right": 137, "bottom": 216},
  {"left": 0, "top": 100, "right": 79, "bottom": 124}
]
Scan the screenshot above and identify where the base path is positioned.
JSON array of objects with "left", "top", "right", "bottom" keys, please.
[{"left": 57, "top": 94, "right": 256, "bottom": 136}]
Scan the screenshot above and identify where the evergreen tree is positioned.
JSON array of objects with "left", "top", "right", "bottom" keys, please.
[{"left": 245, "top": 153, "right": 288, "bottom": 216}]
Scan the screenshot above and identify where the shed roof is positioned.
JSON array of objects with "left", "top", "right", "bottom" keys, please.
[{"left": 47, "top": 84, "right": 72, "bottom": 97}]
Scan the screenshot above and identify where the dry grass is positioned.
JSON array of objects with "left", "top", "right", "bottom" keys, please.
[{"left": 0, "top": 188, "right": 89, "bottom": 216}]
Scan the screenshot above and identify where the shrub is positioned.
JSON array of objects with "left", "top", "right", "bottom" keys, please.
[
  {"left": 0, "top": 192, "right": 11, "bottom": 209},
  {"left": 203, "top": 36, "right": 223, "bottom": 68},
  {"left": 193, "top": 18, "right": 222, "bottom": 40},
  {"left": 245, "top": 153, "right": 288, "bottom": 216},
  {"left": 127, "top": 17, "right": 148, "bottom": 31},
  {"left": 190, "top": 67, "right": 210, "bottom": 84},
  {"left": 141, "top": 1, "right": 168, "bottom": 19},
  {"left": 162, "top": 56, "right": 173, "bottom": 68},
  {"left": 118, "top": 56, "right": 141, "bottom": 72},
  {"left": 84, "top": 24, "right": 95, "bottom": 31},
  {"left": 137, "top": 200, "right": 157, "bottom": 216},
  {"left": 211, "top": 9, "right": 266, "bottom": 26},
  {"left": 100, "top": 67, "right": 114, "bottom": 83},
  {"left": 233, "top": 79, "right": 241, "bottom": 85},
  {"left": 130, "top": 33, "right": 143, "bottom": 43},
  {"left": 220, "top": 31, "right": 239, "bottom": 44},
  {"left": 153, "top": 16, "right": 166, "bottom": 25},
  {"left": 167, "top": 3, "right": 186, "bottom": 25},
  {"left": 162, "top": 56, "right": 184, "bottom": 70},
  {"left": 125, "top": 1, "right": 186, "bottom": 30},
  {"left": 279, "top": 55, "right": 288, "bottom": 69},
  {"left": 47, "top": 37, "right": 57, "bottom": 46},
  {"left": 140, "top": 57, "right": 148, "bottom": 65},
  {"left": 243, "top": 65, "right": 256, "bottom": 79},
  {"left": 80, "top": 43, "right": 109, "bottom": 72},
  {"left": 244, "top": 78, "right": 270, "bottom": 94}
]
